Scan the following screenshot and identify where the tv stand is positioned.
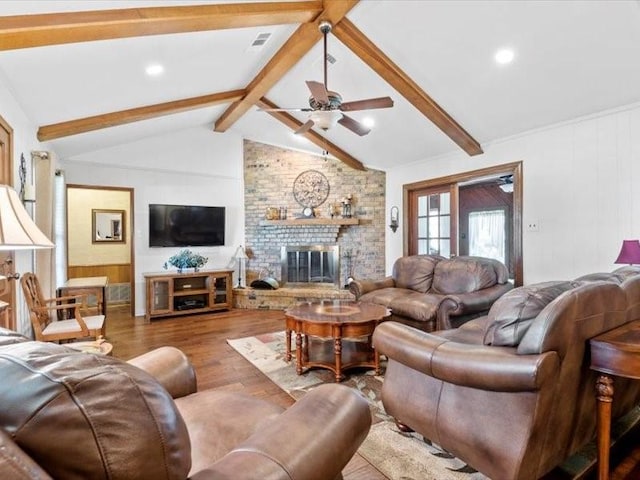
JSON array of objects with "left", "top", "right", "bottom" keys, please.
[{"left": 144, "top": 269, "right": 233, "bottom": 323}]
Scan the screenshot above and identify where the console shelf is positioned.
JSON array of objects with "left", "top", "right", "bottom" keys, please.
[{"left": 144, "top": 269, "right": 233, "bottom": 323}]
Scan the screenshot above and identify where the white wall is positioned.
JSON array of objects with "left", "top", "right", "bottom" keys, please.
[
  {"left": 61, "top": 127, "right": 245, "bottom": 316},
  {"left": 386, "top": 103, "right": 640, "bottom": 284},
  {"left": 0, "top": 70, "right": 56, "bottom": 335}
]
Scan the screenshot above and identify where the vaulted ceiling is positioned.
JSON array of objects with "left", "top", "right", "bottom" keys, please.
[{"left": 1, "top": 1, "right": 639, "bottom": 171}]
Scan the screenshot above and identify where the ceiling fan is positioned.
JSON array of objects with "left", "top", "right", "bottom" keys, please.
[{"left": 260, "top": 20, "right": 394, "bottom": 136}]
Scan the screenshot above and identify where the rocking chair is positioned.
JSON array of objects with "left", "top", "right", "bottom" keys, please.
[{"left": 21, "top": 272, "right": 106, "bottom": 342}]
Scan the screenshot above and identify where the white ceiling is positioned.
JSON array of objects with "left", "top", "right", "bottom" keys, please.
[{"left": 1, "top": 0, "right": 640, "bottom": 171}]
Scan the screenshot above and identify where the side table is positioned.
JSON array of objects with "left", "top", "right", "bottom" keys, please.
[{"left": 590, "top": 319, "right": 640, "bottom": 480}]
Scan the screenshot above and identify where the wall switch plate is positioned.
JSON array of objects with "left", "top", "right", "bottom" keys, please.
[{"left": 527, "top": 220, "right": 540, "bottom": 232}]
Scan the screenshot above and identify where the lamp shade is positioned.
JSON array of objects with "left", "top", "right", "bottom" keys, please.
[
  {"left": 614, "top": 239, "right": 640, "bottom": 265},
  {"left": 235, "top": 245, "right": 248, "bottom": 260},
  {"left": 0, "top": 185, "right": 53, "bottom": 249}
]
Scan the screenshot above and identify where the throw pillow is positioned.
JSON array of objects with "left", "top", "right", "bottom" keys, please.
[
  {"left": 393, "top": 255, "right": 442, "bottom": 292},
  {"left": 483, "top": 281, "right": 577, "bottom": 346}
]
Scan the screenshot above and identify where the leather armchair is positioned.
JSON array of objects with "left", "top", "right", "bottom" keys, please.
[
  {"left": 0, "top": 332, "right": 371, "bottom": 480},
  {"left": 374, "top": 278, "right": 640, "bottom": 480}
]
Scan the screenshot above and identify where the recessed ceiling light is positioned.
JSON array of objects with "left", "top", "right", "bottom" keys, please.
[
  {"left": 362, "top": 117, "right": 375, "bottom": 128},
  {"left": 494, "top": 48, "right": 515, "bottom": 65},
  {"left": 145, "top": 64, "right": 164, "bottom": 76}
]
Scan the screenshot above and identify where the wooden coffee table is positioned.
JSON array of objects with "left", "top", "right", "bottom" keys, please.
[{"left": 284, "top": 300, "right": 391, "bottom": 382}]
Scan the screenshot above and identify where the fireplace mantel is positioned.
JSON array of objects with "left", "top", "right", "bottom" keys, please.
[{"left": 259, "top": 218, "right": 361, "bottom": 226}]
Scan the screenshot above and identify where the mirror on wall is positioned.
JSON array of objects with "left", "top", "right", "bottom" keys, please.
[{"left": 92, "top": 209, "right": 125, "bottom": 243}]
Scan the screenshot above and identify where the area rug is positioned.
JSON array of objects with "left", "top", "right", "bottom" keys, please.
[{"left": 227, "top": 331, "right": 640, "bottom": 480}]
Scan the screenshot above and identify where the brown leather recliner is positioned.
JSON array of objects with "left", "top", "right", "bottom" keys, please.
[
  {"left": 373, "top": 277, "right": 640, "bottom": 480},
  {"left": 350, "top": 255, "right": 513, "bottom": 331},
  {"left": 0, "top": 331, "right": 371, "bottom": 480}
]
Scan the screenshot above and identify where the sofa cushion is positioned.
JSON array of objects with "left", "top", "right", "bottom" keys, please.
[
  {"left": 0, "top": 341, "right": 191, "bottom": 480},
  {"left": 392, "top": 255, "right": 442, "bottom": 293},
  {"left": 387, "top": 291, "right": 445, "bottom": 322},
  {"left": 432, "top": 256, "right": 502, "bottom": 295},
  {"left": 360, "top": 287, "right": 416, "bottom": 306},
  {"left": 483, "top": 281, "right": 577, "bottom": 347}
]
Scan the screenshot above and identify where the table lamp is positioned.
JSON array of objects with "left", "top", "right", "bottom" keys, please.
[
  {"left": 614, "top": 239, "right": 640, "bottom": 265},
  {"left": 0, "top": 184, "right": 54, "bottom": 297},
  {"left": 235, "top": 245, "right": 248, "bottom": 288}
]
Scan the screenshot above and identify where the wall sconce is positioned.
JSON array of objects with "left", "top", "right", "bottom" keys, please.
[{"left": 389, "top": 206, "right": 399, "bottom": 233}]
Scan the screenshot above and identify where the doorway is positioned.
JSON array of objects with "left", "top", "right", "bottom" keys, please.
[
  {"left": 404, "top": 162, "right": 522, "bottom": 286},
  {"left": 66, "top": 185, "right": 135, "bottom": 316},
  {"left": 0, "top": 115, "right": 15, "bottom": 329}
]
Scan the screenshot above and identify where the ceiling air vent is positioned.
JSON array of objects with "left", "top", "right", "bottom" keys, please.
[{"left": 246, "top": 32, "right": 272, "bottom": 52}]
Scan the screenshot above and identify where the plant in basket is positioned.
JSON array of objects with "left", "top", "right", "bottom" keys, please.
[{"left": 163, "top": 249, "right": 208, "bottom": 272}]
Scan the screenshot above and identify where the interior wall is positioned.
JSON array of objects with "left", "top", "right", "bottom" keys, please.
[
  {"left": 67, "top": 188, "right": 131, "bottom": 265},
  {"left": 61, "top": 127, "right": 245, "bottom": 317},
  {"left": 386, "top": 103, "right": 640, "bottom": 284},
  {"left": 0, "top": 70, "right": 55, "bottom": 336}
]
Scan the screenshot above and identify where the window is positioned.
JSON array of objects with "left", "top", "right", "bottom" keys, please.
[
  {"left": 417, "top": 193, "right": 451, "bottom": 257},
  {"left": 468, "top": 209, "right": 506, "bottom": 265}
]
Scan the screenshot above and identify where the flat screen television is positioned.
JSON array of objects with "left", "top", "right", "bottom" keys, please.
[{"left": 149, "top": 204, "right": 225, "bottom": 247}]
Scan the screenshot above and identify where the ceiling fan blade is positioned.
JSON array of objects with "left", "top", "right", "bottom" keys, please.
[
  {"left": 340, "top": 96, "right": 394, "bottom": 112},
  {"left": 258, "top": 107, "right": 313, "bottom": 112},
  {"left": 338, "top": 114, "right": 371, "bottom": 136},
  {"left": 306, "top": 80, "right": 330, "bottom": 104},
  {"left": 294, "top": 119, "right": 315, "bottom": 135}
]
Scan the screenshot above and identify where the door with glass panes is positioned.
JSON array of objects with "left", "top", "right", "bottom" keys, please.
[{"left": 407, "top": 185, "right": 457, "bottom": 257}]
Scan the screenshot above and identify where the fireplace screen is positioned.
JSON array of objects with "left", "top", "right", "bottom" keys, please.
[{"left": 281, "top": 245, "right": 339, "bottom": 287}]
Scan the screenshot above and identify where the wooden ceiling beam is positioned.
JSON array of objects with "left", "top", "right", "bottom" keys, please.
[
  {"left": 257, "top": 97, "right": 365, "bottom": 171},
  {"left": 214, "top": 0, "right": 359, "bottom": 133},
  {"left": 333, "top": 18, "right": 483, "bottom": 156},
  {"left": 37, "top": 89, "right": 245, "bottom": 141},
  {"left": 0, "top": 1, "right": 323, "bottom": 51}
]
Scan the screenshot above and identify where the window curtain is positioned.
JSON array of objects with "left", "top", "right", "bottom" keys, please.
[
  {"left": 34, "top": 152, "right": 56, "bottom": 298},
  {"left": 53, "top": 170, "right": 67, "bottom": 289},
  {"left": 468, "top": 210, "right": 506, "bottom": 265}
]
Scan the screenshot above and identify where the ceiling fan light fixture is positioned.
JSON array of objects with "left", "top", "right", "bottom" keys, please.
[{"left": 310, "top": 110, "right": 343, "bottom": 130}]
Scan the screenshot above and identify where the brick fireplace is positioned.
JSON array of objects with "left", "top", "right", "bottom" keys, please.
[{"left": 236, "top": 140, "right": 386, "bottom": 309}]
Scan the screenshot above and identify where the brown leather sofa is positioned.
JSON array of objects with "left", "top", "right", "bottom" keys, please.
[
  {"left": 0, "top": 330, "right": 371, "bottom": 480},
  {"left": 373, "top": 274, "right": 640, "bottom": 480},
  {"left": 349, "top": 254, "right": 513, "bottom": 331}
]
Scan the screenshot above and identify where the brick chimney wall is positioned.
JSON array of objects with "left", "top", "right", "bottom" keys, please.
[{"left": 243, "top": 140, "right": 385, "bottom": 287}]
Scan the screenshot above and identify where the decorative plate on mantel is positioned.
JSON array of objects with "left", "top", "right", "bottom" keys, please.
[{"left": 292, "top": 170, "right": 330, "bottom": 217}]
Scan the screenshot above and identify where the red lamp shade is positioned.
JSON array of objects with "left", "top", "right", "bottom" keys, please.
[{"left": 614, "top": 240, "right": 640, "bottom": 265}]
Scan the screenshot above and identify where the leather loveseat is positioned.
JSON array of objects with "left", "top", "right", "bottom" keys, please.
[
  {"left": 0, "top": 329, "right": 371, "bottom": 480},
  {"left": 373, "top": 272, "right": 640, "bottom": 480},
  {"left": 349, "top": 254, "right": 513, "bottom": 331}
]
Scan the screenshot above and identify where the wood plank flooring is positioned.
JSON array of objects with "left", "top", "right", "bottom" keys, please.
[{"left": 106, "top": 306, "right": 640, "bottom": 480}]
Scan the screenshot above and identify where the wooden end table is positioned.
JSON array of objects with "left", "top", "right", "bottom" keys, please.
[
  {"left": 284, "top": 300, "right": 390, "bottom": 382},
  {"left": 590, "top": 319, "right": 640, "bottom": 480}
]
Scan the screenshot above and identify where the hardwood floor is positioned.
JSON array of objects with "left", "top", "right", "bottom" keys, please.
[{"left": 106, "top": 305, "right": 639, "bottom": 480}]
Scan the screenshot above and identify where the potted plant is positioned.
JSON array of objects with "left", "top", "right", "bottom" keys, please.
[{"left": 163, "top": 249, "right": 208, "bottom": 273}]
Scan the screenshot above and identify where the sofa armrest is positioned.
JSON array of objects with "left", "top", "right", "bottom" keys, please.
[
  {"left": 127, "top": 346, "right": 197, "bottom": 399},
  {"left": 437, "top": 282, "right": 514, "bottom": 329},
  {"left": 374, "top": 322, "right": 559, "bottom": 392},
  {"left": 0, "top": 430, "right": 52, "bottom": 480},
  {"left": 349, "top": 276, "right": 395, "bottom": 299},
  {"left": 190, "top": 384, "right": 371, "bottom": 480}
]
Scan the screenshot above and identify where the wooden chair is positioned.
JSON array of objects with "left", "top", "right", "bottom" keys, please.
[{"left": 20, "top": 272, "right": 106, "bottom": 342}]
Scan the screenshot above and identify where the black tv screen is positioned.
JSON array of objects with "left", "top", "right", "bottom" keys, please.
[{"left": 149, "top": 204, "right": 225, "bottom": 247}]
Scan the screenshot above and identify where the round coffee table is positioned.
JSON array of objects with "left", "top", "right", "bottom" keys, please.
[{"left": 284, "top": 300, "right": 390, "bottom": 382}]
